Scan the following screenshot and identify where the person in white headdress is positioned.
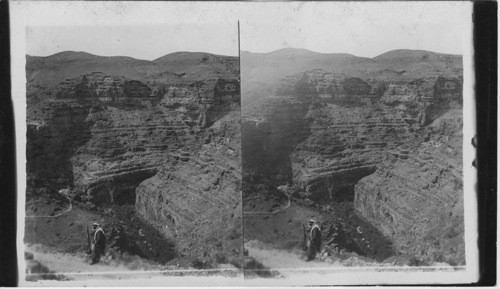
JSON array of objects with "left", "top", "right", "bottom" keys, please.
[
  {"left": 90, "top": 222, "right": 106, "bottom": 264},
  {"left": 307, "top": 219, "right": 321, "bottom": 261}
]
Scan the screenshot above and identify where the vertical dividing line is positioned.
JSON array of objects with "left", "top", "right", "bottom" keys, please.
[{"left": 237, "top": 20, "right": 246, "bottom": 280}]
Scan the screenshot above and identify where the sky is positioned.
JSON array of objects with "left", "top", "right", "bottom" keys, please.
[
  {"left": 27, "top": 24, "right": 239, "bottom": 60},
  {"left": 239, "top": 2, "right": 471, "bottom": 57},
  {"left": 23, "top": 2, "right": 471, "bottom": 60}
]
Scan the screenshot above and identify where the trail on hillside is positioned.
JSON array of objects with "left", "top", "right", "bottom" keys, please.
[
  {"left": 244, "top": 194, "right": 291, "bottom": 215},
  {"left": 25, "top": 195, "right": 73, "bottom": 219}
]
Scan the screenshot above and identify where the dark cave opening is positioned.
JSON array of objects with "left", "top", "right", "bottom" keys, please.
[
  {"left": 114, "top": 187, "right": 138, "bottom": 205},
  {"left": 332, "top": 185, "right": 355, "bottom": 202},
  {"left": 88, "top": 168, "right": 158, "bottom": 206}
]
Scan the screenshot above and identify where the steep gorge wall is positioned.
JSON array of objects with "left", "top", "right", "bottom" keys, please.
[
  {"left": 242, "top": 95, "right": 311, "bottom": 197},
  {"left": 27, "top": 102, "right": 92, "bottom": 190},
  {"left": 354, "top": 109, "right": 464, "bottom": 265},
  {"left": 27, "top": 67, "right": 240, "bottom": 206},
  {"left": 28, "top": 74, "right": 185, "bottom": 203},
  {"left": 135, "top": 108, "right": 242, "bottom": 266}
]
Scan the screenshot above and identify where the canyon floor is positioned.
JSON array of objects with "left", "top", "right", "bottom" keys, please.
[{"left": 243, "top": 197, "right": 423, "bottom": 275}]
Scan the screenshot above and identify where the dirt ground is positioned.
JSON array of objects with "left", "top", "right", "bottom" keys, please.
[
  {"left": 242, "top": 195, "right": 462, "bottom": 284},
  {"left": 243, "top": 239, "right": 460, "bottom": 286},
  {"left": 22, "top": 243, "right": 242, "bottom": 285},
  {"left": 23, "top": 189, "right": 242, "bottom": 284},
  {"left": 244, "top": 195, "right": 395, "bottom": 260}
]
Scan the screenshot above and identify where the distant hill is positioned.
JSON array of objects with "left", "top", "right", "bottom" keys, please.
[
  {"left": 241, "top": 48, "right": 462, "bottom": 103},
  {"left": 373, "top": 49, "right": 460, "bottom": 61},
  {"left": 153, "top": 51, "right": 237, "bottom": 63},
  {"left": 27, "top": 51, "right": 151, "bottom": 67},
  {"left": 26, "top": 51, "right": 239, "bottom": 97},
  {"left": 241, "top": 49, "right": 376, "bottom": 81},
  {"left": 373, "top": 49, "right": 462, "bottom": 76}
]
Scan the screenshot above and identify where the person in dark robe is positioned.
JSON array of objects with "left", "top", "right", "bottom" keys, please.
[
  {"left": 307, "top": 219, "right": 322, "bottom": 261},
  {"left": 90, "top": 222, "right": 106, "bottom": 264}
]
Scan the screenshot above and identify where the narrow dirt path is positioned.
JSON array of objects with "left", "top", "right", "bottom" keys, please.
[
  {"left": 244, "top": 192, "right": 291, "bottom": 215},
  {"left": 25, "top": 195, "right": 73, "bottom": 219}
]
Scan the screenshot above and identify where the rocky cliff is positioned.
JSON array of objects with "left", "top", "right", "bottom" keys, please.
[
  {"left": 135, "top": 108, "right": 242, "bottom": 266},
  {"left": 26, "top": 51, "right": 241, "bottom": 266},
  {"left": 354, "top": 108, "right": 464, "bottom": 265},
  {"left": 242, "top": 49, "right": 464, "bottom": 265}
]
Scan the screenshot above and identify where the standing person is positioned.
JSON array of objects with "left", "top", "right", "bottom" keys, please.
[
  {"left": 90, "top": 222, "right": 106, "bottom": 265},
  {"left": 307, "top": 219, "right": 321, "bottom": 261}
]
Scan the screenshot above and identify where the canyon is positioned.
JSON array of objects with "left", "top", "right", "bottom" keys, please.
[
  {"left": 242, "top": 49, "right": 464, "bottom": 266},
  {"left": 24, "top": 47, "right": 466, "bottom": 275},
  {"left": 25, "top": 51, "right": 242, "bottom": 268}
]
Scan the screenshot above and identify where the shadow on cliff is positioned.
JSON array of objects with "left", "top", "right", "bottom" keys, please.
[
  {"left": 319, "top": 202, "right": 395, "bottom": 262},
  {"left": 26, "top": 103, "right": 94, "bottom": 195},
  {"left": 242, "top": 98, "right": 313, "bottom": 199},
  {"left": 106, "top": 205, "right": 177, "bottom": 264}
]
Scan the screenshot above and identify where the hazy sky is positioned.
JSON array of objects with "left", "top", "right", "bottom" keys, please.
[
  {"left": 239, "top": 2, "right": 470, "bottom": 57},
  {"left": 27, "top": 24, "right": 239, "bottom": 60},
  {"left": 23, "top": 2, "right": 471, "bottom": 59}
]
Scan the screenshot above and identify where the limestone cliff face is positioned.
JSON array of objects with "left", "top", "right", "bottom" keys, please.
[
  {"left": 242, "top": 95, "right": 311, "bottom": 195},
  {"left": 285, "top": 70, "right": 462, "bottom": 203},
  {"left": 244, "top": 69, "right": 462, "bottom": 201},
  {"left": 27, "top": 102, "right": 92, "bottom": 189},
  {"left": 28, "top": 83, "right": 194, "bottom": 204},
  {"left": 135, "top": 108, "right": 242, "bottom": 265},
  {"left": 56, "top": 72, "right": 153, "bottom": 100},
  {"left": 242, "top": 49, "right": 464, "bottom": 265},
  {"left": 354, "top": 109, "right": 464, "bottom": 265},
  {"left": 27, "top": 52, "right": 239, "bottom": 207},
  {"left": 132, "top": 73, "right": 242, "bottom": 265}
]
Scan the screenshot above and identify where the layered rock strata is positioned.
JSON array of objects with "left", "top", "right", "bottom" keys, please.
[
  {"left": 136, "top": 108, "right": 242, "bottom": 265},
  {"left": 27, "top": 53, "right": 239, "bottom": 202},
  {"left": 354, "top": 109, "right": 464, "bottom": 265}
]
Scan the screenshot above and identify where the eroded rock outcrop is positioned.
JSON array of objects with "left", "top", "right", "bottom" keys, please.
[
  {"left": 354, "top": 109, "right": 464, "bottom": 265},
  {"left": 27, "top": 52, "right": 239, "bottom": 204},
  {"left": 135, "top": 108, "right": 242, "bottom": 266},
  {"left": 56, "top": 72, "right": 153, "bottom": 100}
]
